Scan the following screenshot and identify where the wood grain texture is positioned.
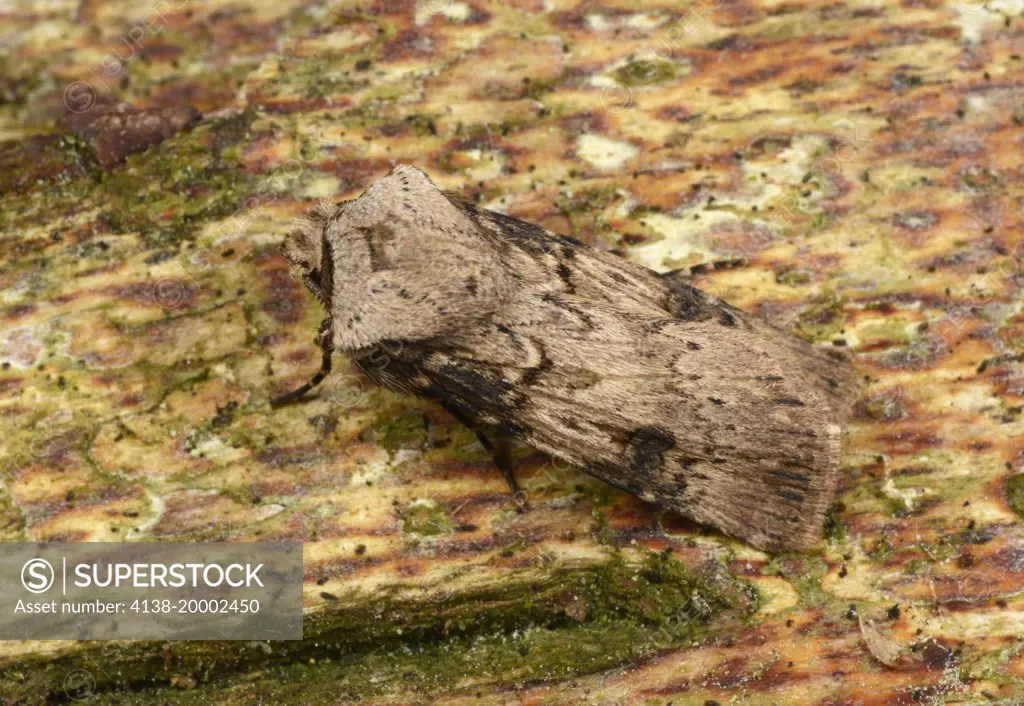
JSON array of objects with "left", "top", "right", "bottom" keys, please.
[{"left": 0, "top": 0, "right": 1022, "bottom": 703}]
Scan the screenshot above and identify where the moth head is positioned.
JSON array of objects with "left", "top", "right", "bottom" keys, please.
[
  {"left": 306, "top": 164, "right": 512, "bottom": 352},
  {"left": 281, "top": 199, "right": 342, "bottom": 307}
]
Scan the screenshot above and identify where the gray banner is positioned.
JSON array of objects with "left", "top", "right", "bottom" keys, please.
[{"left": 0, "top": 542, "right": 302, "bottom": 640}]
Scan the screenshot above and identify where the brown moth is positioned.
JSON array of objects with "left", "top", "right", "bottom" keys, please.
[{"left": 273, "top": 164, "right": 860, "bottom": 551}]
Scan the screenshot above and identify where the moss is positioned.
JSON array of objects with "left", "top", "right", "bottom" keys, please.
[
  {"left": 823, "top": 501, "right": 847, "bottom": 542},
  {"left": 440, "top": 423, "right": 493, "bottom": 462},
  {"left": 765, "top": 555, "right": 830, "bottom": 607},
  {"left": 0, "top": 552, "right": 750, "bottom": 703},
  {"left": 216, "top": 484, "right": 263, "bottom": 509},
  {"left": 808, "top": 210, "right": 831, "bottom": 230},
  {"left": 555, "top": 185, "right": 619, "bottom": 238},
  {"left": 127, "top": 360, "right": 217, "bottom": 410},
  {"left": 0, "top": 487, "right": 26, "bottom": 541},
  {"left": 870, "top": 163, "right": 931, "bottom": 194},
  {"left": 405, "top": 113, "right": 440, "bottom": 137},
  {"left": 869, "top": 535, "right": 893, "bottom": 562},
  {"left": 859, "top": 321, "right": 912, "bottom": 346},
  {"left": 590, "top": 506, "right": 616, "bottom": 545},
  {"left": 928, "top": 474, "right": 986, "bottom": 505},
  {"left": 399, "top": 500, "right": 450, "bottom": 536},
  {"left": 787, "top": 77, "right": 821, "bottom": 94},
  {"left": 374, "top": 411, "right": 429, "bottom": 455},
  {"left": 97, "top": 108, "right": 259, "bottom": 246},
  {"left": 255, "top": 16, "right": 396, "bottom": 103},
  {"left": 793, "top": 294, "right": 847, "bottom": 342},
  {"left": 0, "top": 60, "right": 39, "bottom": 106},
  {"left": 612, "top": 58, "right": 681, "bottom": 88},
  {"left": 1006, "top": 474, "right": 1024, "bottom": 519},
  {"left": 862, "top": 392, "right": 905, "bottom": 421},
  {"left": 435, "top": 148, "right": 460, "bottom": 174},
  {"left": 960, "top": 642, "right": 1024, "bottom": 686},
  {"left": 3, "top": 106, "right": 261, "bottom": 245},
  {"left": 755, "top": 18, "right": 816, "bottom": 41},
  {"left": 959, "top": 166, "right": 1000, "bottom": 193},
  {"left": 360, "top": 80, "right": 410, "bottom": 103},
  {"left": 868, "top": 482, "right": 912, "bottom": 517},
  {"left": 522, "top": 76, "right": 559, "bottom": 100},
  {"left": 775, "top": 268, "right": 812, "bottom": 286},
  {"left": 920, "top": 537, "right": 959, "bottom": 564},
  {"left": 513, "top": 14, "right": 554, "bottom": 38},
  {"left": 0, "top": 132, "right": 102, "bottom": 229}
]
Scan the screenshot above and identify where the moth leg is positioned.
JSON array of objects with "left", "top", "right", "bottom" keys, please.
[
  {"left": 492, "top": 435, "right": 528, "bottom": 512},
  {"left": 440, "top": 402, "right": 527, "bottom": 512},
  {"left": 271, "top": 318, "right": 333, "bottom": 408}
]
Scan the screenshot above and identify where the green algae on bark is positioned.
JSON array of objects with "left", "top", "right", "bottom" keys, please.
[
  {"left": 399, "top": 499, "right": 451, "bottom": 537},
  {"left": 0, "top": 108, "right": 258, "bottom": 248},
  {"left": 1007, "top": 474, "right": 1024, "bottom": 520},
  {"left": 0, "top": 551, "right": 752, "bottom": 704},
  {"left": 372, "top": 411, "right": 430, "bottom": 456},
  {"left": 4, "top": 0, "right": 1024, "bottom": 700},
  {"left": 793, "top": 293, "right": 847, "bottom": 343},
  {"left": 612, "top": 57, "right": 685, "bottom": 88},
  {"left": 98, "top": 108, "right": 259, "bottom": 246}
]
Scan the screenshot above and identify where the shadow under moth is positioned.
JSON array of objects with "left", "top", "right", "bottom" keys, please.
[{"left": 273, "top": 165, "right": 860, "bottom": 552}]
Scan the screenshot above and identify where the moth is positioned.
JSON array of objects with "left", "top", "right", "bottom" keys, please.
[{"left": 273, "top": 165, "right": 860, "bottom": 551}]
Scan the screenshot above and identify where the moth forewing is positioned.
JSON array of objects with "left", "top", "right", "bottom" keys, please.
[{"left": 275, "top": 164, "right": 861, "bottom": 552}]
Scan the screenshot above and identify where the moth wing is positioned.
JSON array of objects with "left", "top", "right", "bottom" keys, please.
[
  {"left": 382, "top": 197, "right": 860, "bottom": 550},
  {"left": 412, "top": 292, "right": 852, "bottom": 551},
  {"left": 456, "top": 197, "right": 860, "bottom": 423},
  {"left": 658, "top": 269, "right": 862, "bottom": 423}
]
